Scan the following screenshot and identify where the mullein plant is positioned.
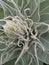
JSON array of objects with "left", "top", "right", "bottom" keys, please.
[{"left": 0, "top": 0, "right": 49, "bottom": 65}]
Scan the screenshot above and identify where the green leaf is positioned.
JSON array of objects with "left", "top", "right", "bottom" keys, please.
[
  {"left": 40, "top": 0, "right": 46, "bottom": 3},
  {"left": 36, "top": 32, "right": 49, "bottom": 64},
  {"left": 15, "top": 0, "right": 40, "bottom": 22},
  {"left": 0, "top": 0, "right": 49, "bottom": 65},
  {"left": 40, "top": 32, "right": 49, "bottom": 51},
  {"left": 37, "top": 47, "right": 49, "bottom": 64},
  {"left": 40, "top": 14, "right": 49, "bottom": 23},
  {"left": 0, "top": 7, "right": 4, "bottom": 19},
  {"left": 40, "top": 0, "right": 49, "bottom": 23},
  {"left": 38, "top": 1, "right": 49, "bottom": 63},
  {"left": 36, "top": 23, "right": 48, "bottom": 37},
  {"left": 0, "top": 0, "right": 24, "bottom": 19},
  {"left": 3, "top": 52, "right": 43, "bottom": 65}
]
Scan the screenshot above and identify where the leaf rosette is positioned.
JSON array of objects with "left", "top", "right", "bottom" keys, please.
[{"left": 0, "top": 0, "right": 49, "bottom": 65}]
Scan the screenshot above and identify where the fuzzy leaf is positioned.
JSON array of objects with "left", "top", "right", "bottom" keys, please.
[
  {"left": 0, "top": 0, "right": 24, "bottom": 19},
  {"left": 0, "top": 0, "right": 49, "bottom": 65},
  {"left": 40, "top": 0, "right": 49, "bottom": 23},
  {"left": 15, "top": 0, "right": 40, "bottom": 22},
  {"left": 37, "top": 47, "right": 49, "bottom": 64},
  {"left": 40, "top": 0, "right": 46, "bottom": 3},
  {"left": 3, "top": 52, "right": 43, "bottom": 65}
]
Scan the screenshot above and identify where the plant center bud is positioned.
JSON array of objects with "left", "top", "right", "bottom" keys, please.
[{"left": 3, "top": 16, "right": 28, "bottom": 38}]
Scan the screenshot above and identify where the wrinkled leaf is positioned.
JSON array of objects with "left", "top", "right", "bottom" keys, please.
[
  {"left": 40, "top": 0, "right": 49, "bottom": 23},
  {"left": 15, "top": 0, "right": 40, "bottom": 22},
  {"left": 0, "top": 0, "right": 49, "bottom": 65}
]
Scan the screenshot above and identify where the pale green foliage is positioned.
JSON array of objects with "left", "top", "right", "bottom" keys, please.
[{"left": 0, "top": 0, "right": 49, "bottom": 65}]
